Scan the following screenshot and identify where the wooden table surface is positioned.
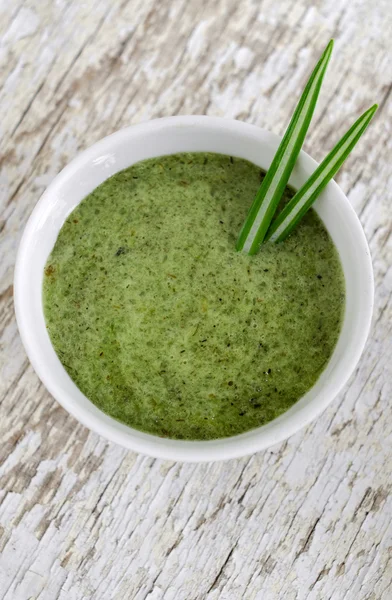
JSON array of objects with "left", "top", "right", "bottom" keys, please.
[{"left": 1, "top": 1, "right": 391, "bottom": 598}]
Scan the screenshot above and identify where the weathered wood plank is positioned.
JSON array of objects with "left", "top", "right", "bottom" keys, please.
[{"left": 0, "top": 0, "right": 391, "bottom": 598}]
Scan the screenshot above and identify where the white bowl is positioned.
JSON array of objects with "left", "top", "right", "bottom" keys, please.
[{"left": 14, "top": 116, "right": 374, "bottom": 462}]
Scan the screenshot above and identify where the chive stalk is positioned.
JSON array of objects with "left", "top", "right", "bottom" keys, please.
[
  {"left": 236, "top": 40, "right": 334, "bottom": 255},
  {"left": 265, "top": 104, "right": 378, "bottom": 243}
]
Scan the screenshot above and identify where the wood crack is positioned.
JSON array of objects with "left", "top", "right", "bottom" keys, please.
[
  {"left": 7, "top": 100, "right": 68, "bottom": 206},
  {"left": 0, "top": 359, "right": 29, "bottom": 406},
  {"left": 52, "top": 3, "right": 112, "bottom": 98},
  {"left": 11, "top": 80, "right": 44, "bottom": 137},
  {"left": 377, "top": 82, "right": 392, "bottom": 115},
  {"left": 207, "top": 543, "right": 237, "bottom": 593},
  {"left": 295, "top": 517, "right": 321, "bottom": 560}
]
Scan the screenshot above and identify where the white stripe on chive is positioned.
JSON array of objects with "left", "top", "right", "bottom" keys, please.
[
  {"left": 236, "top": 39, "right": 334, "bottom": 255},
  {"left": 265, "top": 104, "right": 378, "bottom": 244}
]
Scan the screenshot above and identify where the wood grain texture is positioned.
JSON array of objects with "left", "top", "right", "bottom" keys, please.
[{"left": 0, "top": 0, "right": 391, "bottom": 598}]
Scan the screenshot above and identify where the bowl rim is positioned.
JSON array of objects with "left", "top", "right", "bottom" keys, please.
[{"left": 14, "top": 115, "right": 374, "bottom": 462}]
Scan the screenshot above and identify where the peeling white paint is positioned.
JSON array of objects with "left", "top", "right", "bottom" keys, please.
[
  {"left": 3, "top": 8, "right": 40, "bottom": 44},
  {"left": 234, "top": 47, "right": 255, "bottom": 70}
]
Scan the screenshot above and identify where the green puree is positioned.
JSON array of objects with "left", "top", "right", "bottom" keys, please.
[{"left": 43, "top": 152, "right": 345, "bottom": 440}]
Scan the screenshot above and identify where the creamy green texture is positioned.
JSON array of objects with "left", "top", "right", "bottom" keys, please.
[{"left": 43, "top": 152, "right": 345, "bottom": 440}]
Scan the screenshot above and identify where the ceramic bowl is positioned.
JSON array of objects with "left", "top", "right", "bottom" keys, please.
[{"left": 14, "top": 116, "right": 374, "bottom": 462}]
